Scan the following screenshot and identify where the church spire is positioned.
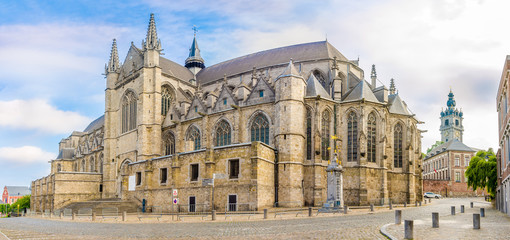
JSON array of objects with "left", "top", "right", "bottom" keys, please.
[
  {"left": 447, "top": 89, "right": 456, "bottom": 109},
  {"left": 143, "top": 13, "right": 161, "bottom": 51},
  {"left": 185, "top": 26, "right": 205, "bottom": 75},
  {"left": 106, "top": 39, "right": 120, "bottom": 74},
  {"left": 370, "top": 64, "right": 377, "bottom": 89},
  {"left": 389, "top": 78, "right": 396, "bottom": 95}
]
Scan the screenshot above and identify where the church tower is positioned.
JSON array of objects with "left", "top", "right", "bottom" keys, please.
[
  {"left": 185, "top": 28, "right": 205, "bottom": 76},
  {"left": 440, "top": 90, "right": 464, "bottom": 142}
]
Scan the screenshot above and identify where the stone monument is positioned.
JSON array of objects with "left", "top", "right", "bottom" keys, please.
[{"left": 326, "top": 153, "right": 344, "bottom": 208}]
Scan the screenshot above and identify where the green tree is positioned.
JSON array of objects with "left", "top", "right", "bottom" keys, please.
[
  {"left": 465, "top": 149, "right": 497, "bottom": 198},
  {"left": 10, "top": 195, "right": 30, "bottom": 210}
]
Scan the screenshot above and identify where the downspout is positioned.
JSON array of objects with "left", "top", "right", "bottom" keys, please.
[{"left": 274, "top": 150, "right": 279, "bottom": 206}]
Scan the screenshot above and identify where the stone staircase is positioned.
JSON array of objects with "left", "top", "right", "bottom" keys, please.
[{"left": 61, "top": 198, "right": 140, "bottom": 214}]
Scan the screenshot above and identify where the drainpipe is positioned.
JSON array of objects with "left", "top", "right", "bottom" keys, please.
[{"left": 274, "top": 150, "right": 279, "bottom": 206}]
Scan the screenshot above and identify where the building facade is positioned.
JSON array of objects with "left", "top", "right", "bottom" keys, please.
[
  {"left": 423, "top": 91, "right": 483, "bottom": 197},
  {"left": 497, "top": 55, "right": 510, "bottom": 215},
  {"left": 31, "top": 14, "right": 423, "bottom": 213},
  {"left": 2, "top": 186, "right": 30, "bottom": 204}
]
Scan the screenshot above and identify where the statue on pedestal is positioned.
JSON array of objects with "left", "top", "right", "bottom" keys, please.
[{"left": 326, "top": 153, "right": 344, "bottom": 208}]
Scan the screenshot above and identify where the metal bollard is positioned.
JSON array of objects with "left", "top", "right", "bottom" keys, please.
[
  {"left": 212, "top": 210, "right": 216, "bottom": 221},
  {"left": 473, "top": 213, "right": 480, "bottom": 229},
  {"left": 263, "top": 209, "right": 268, "bottom": 219},
  {"left": 72, "top": 212, "right": 76, "bottom": 220},
  {"left": 432, "top": 212, "right": 439, "bottom": 228},
  {"left": 480, "top": 208, "right": 485, "bottom": 217},
  {"left": 451, "top": 206, "right": 455, "bottom": 215},
  {"left": 429, "top": 199, "right": 431, "bottom": 203},
  {"left": 470, "top": 202, "right": 473, "bottom": 208},
  {"left": 122, "top": 211, "right": 127, "bottom": 221},
  {"left": 395, "top": 210, "right": 402, "bottom": 224},
  {"left": 415, "top": 201, "right": 418, "bottom": 207},
  {"left": 389, "top": 201, "right": 392, "bottom": 210},
  {"left": 404, "top": 202, "right": 407, "bottom": 208},
  {"left": 92, "top": 212, "right": 96, "bottom": 221},
  {"left": 461, "top": 205, "right": 465, "bottom": 213},
  {"left": 308, "top": 207, "right": 312, "bottom": 217},
  {"left": 370, "top": 204, "right": 374, "bottom": 212},
  {"left": 419, "top": 201, "right": 422, "bottom": 206},
  {"left": 404, "top": 220, "right": 414, "bottom": 239},
  {"left": 344, "top": 205, "right": 348, "bottom": 214}
]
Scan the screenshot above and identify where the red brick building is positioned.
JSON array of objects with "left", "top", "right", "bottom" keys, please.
[
  {"left": 423, "top": 90, "right": 484, "bottom": 197},
  {"left": 2, "top": 186, "right": 30, "bottom": 204},
  {"left": 497, "top": 55, "right": 510, "bottom": 215}
]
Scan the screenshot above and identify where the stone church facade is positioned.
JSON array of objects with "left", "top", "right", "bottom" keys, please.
[{"left": 31, "top": 14, "right": 423, "bottom": 213}]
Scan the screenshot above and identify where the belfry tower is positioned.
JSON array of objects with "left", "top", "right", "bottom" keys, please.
[{"left": 440, "top": 90, "right": 464, "bottom": 142}]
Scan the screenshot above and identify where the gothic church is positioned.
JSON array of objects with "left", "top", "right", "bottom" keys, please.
[{"left": 32, "top": 14, "right": 423, "bottom": 212}]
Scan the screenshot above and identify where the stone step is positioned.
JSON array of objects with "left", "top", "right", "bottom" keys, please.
[{"left": 60, "top": 199, "right": 139, "bottom": 214}]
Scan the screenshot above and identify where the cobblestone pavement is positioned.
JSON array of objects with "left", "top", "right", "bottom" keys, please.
[
  {"left": 0, "top": 198, "right": 507, "bottom": 239},
  {"left": 385, "top": 198, "right": 510, "bottom": 240}
]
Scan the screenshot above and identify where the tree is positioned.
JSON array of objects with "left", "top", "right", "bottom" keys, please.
[
  {"left": 465, "top": 149, "right": 497, "bottom": 198},
  {"left": 10, "top": 195, "right": 30, "bottom": 210}
]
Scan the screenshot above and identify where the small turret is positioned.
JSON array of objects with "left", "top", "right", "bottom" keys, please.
[
  {"left": 143, "top": 13, "right": 162, "bottom": 51},
  {"left": 370, "top": 64, "right": 377, "bottom": 90},
  {"left": 105, "top": 39, "right": 120, "bottom": 74},
  {"left": 389, "top": 78, "right": 396, "bottom": 95},
  {"left": 142, "top": 13, "right": 161, "bottom": 67},
  {"left": 185, "top": 27, "right": 205, "bottom": 75}
]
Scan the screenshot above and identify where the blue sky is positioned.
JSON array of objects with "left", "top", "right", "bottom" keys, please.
[{"left": 0, "top": 0, "right": 508, "bottom": 187}]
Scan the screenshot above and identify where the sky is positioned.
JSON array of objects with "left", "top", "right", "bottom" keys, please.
[{"left": 0, "top": 0, "right": 507, "bottom": 187}]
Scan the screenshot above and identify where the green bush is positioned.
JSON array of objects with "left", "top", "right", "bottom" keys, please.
[{"left": 10, "top": 195, "right": 30, "bottom": 210}]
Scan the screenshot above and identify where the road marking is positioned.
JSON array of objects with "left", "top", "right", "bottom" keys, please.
[{"left": 0, "top": 230, "right": 11, "bottom": 240}]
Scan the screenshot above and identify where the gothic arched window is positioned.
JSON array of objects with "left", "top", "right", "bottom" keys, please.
[
  {"left": 161, "top": 86, "right": 173, "bottom": 116},
  {"left": 250, "top": 113, "right": 269, "bottom": 144},
  {"left": 367, "top": 113, "right": 376, "bottom": 163},
  {"left": 57, "top": 163, "right": 61, "bottom": 172},
  {"left": 321, "top": 110, "right": 331, "bottom": 161},
  {"left": 99, "top": 154, "right": 103, "bottom": 174},
  {"left": 90, "top": 157, "right": 95, "bottom": 172},
  {"left": 306, "top": 107, "right": 312, "bottom": 160},
  {"left": 347, "top": 111, "right": 358, "bottom": 162},
  {"left": 81, "top": 159, "right": 86, "bottom": 172},
  {"left": 215, "top": 120, "right": 232, "bottom": 146},
  {"left": 394, "top": 123, "right": 403, "bottom": 168},
  {"left": 164, "top": 132, "right": 176, "bottom": 155},
  {"left": 121, "top": 91, "right": 137, "bottom": 133},
  {"left": 313, "top": 70, "right": 326, "bottom": 89},
  {"left": 186, "top": 126, "right": 201, "bottom": 151},
  {"left": 445, "top": 119, "right": 449, "bottom": 126}
]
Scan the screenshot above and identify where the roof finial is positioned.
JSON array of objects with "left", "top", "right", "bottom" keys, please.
[
  {"left": 371, "top": 64, "right": 377, "bottom": 79},
  {"left": 106, "top": 39, "right": 120, "bottom": 74},
  {"left": 192, "top": 25, "right": 198, "bottom": 36},
  {"left": 332, "top": 56, "right": 339, "bottom": 70},
  {"left": 389, "top": 78, "right": 396, "bottom": 95},
  {"left": 143, "top": 13, "right": 162, "bottom": 51}
]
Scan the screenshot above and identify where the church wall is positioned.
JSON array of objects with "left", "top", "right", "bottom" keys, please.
[{"left": 365, "top": 167, "right": 384, "bottom": 205}]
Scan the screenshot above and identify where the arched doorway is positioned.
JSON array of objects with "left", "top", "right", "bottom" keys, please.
[{"left": 117, "top": 159, "right": 132, "bottom": 198}]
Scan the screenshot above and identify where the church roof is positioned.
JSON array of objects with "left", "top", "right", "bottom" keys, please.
[
  {"left": 425, "top": 139, "right": 476, "bottom": 159},
  {"left": 160, "top": 56, "right": 195, "bottom": 81},
  {"left": 343, "top": 80, "right": 379, "bottom": 103},
  {"left": 83, "top": 115, "right": 104, "bottom": 133},
  {"left": 196, "top": 41, "right": 348, "bottom": 85},
  {"left": 56, "top": 148, "right": 75, "bottom": 160},
  {"left": 5, "top": 186, "right": 30, "bottom": 197},
  {"left": 306, "top": 74, "right": 331, "bottom": 99},
  {"left": 388, "top": 94, "right": 412, "bottom": 116}
]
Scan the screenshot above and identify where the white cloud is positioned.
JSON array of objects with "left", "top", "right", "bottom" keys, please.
[
  {"left": 0, "top": 146, "right": 55, "bottom": 164},
  {"left": 0, "top": 99, "right": 91, "bottom": 134}
]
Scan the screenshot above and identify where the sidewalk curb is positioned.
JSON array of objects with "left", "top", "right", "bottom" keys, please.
[
  {"left": 0, "top": 230, "right": 10, "bottom": 240},
  {"left": 380, "top": 223, "right": 397, "bottom": 240}
]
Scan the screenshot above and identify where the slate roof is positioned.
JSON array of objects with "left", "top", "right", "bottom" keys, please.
[
  {"left": 343, "top": 80, "right": 379, "bottom": 103},
  {"left": 306, "top": 74, "right": 331, "bottom": 99},
  {"left": 5, "top": 186, "right": 30, "bottom": 197},
  {"left": 196, "top": 41, "right": 348, "bottom": 85},
  {"left": 425, "top": 139, "right": 476, "bottom": 159},
  {"left": 388, "top": 94, "right": 412, "bottom": 116},
  {"left": 83, "top": 115, "right": 104, "bottom": 132},
  {"left": 160, "top": 56, "right": 194, "bottom": 81},
  {"left": 56, "top": 148, "right": 75, "bottom": 160}
]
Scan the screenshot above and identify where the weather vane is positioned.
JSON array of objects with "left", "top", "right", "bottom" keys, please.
[{"left": 192, "top": 26, "right": 198, "bottom": 36}]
